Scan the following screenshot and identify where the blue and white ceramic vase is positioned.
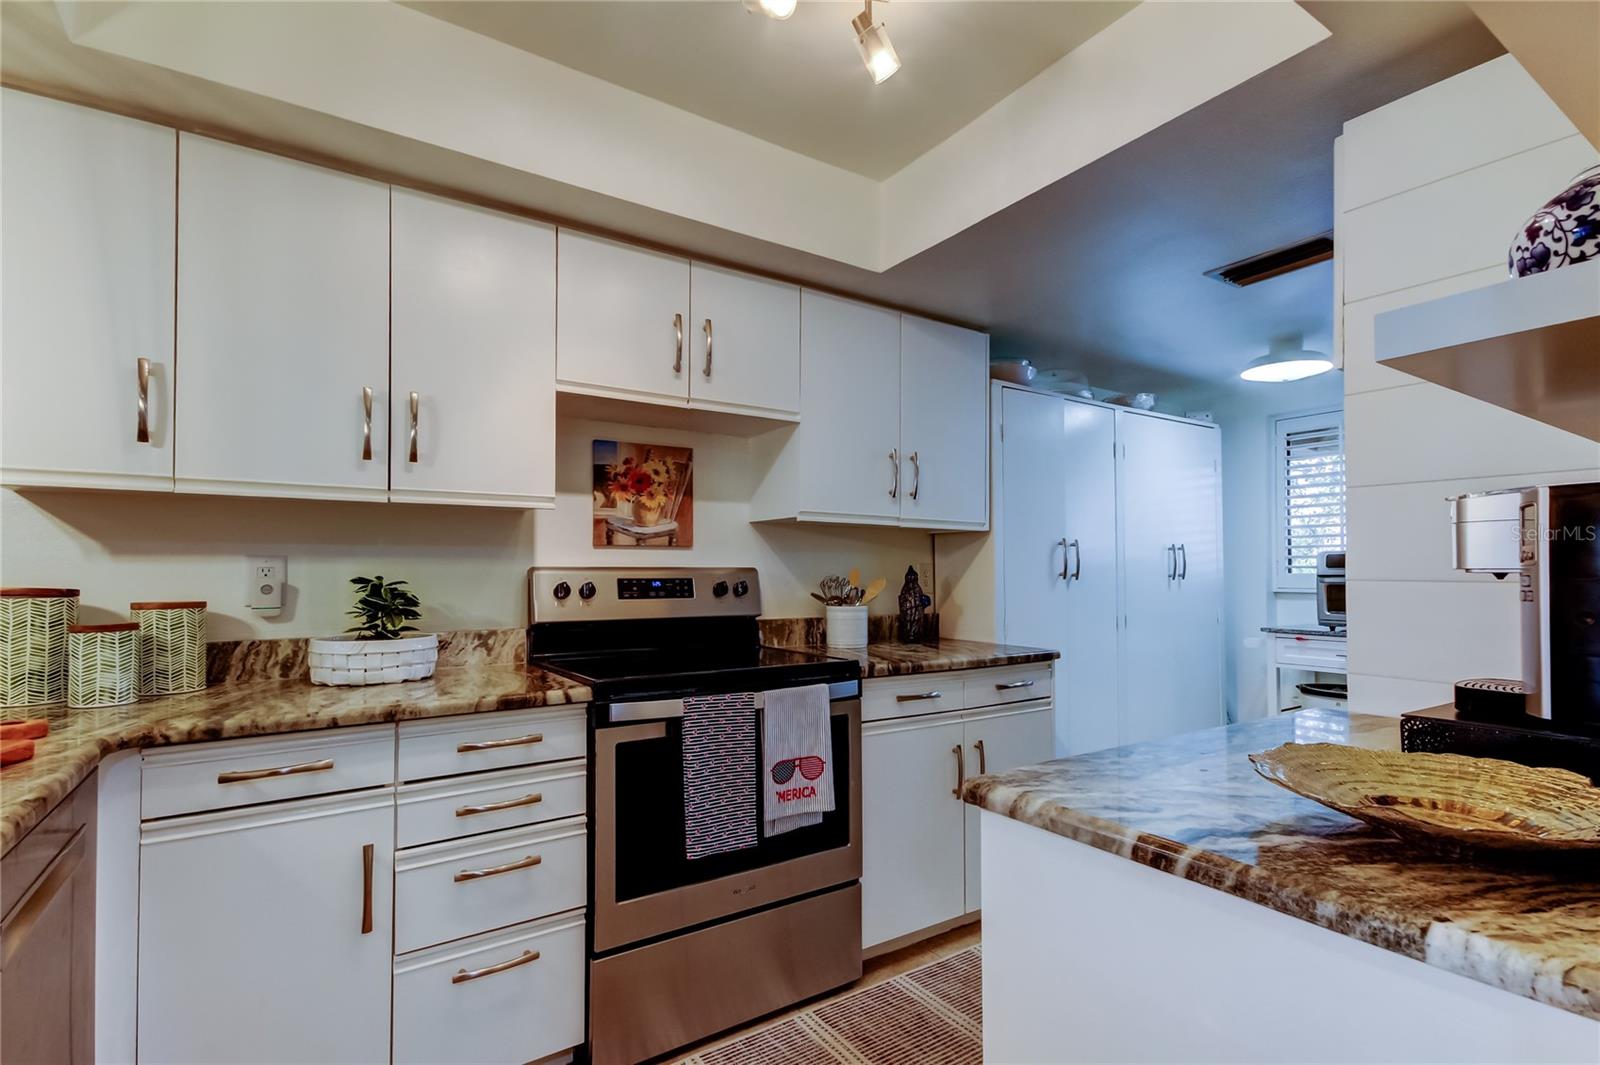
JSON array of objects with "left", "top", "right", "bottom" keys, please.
[{"left": 1508, "top": 164, "right": 1600, "bottom": 277}]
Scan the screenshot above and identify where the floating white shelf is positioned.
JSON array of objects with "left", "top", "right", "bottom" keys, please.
[{"left": 1374, "top": 258, "right": 1600, "bottom": 442}]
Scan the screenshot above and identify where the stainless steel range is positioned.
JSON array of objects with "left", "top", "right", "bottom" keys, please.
[{"left": 527, "top": 567, "right": 863, "bottom": 1065}]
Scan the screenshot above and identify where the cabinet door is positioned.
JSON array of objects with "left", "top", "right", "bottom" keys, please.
[
  {"left": 391, "top": 191, "right": 556, "bottom": 507},
  {"left": 176, "top": 135, "right": 390, "bottom": 500},
  {"left": 688, "top": 263, "right": 799, "bottom": 418},
  {"left": 899, "top": 316, "right": 989, "bottom": 529},
  {"left": 1, "top": 90, "right": 176, "bottom": 491},
  {"left": 137, "top": 790, "right": 394, "bottom": 1064},
  {"left": 963, "top": 704, "right": 1054, "bottom": 911},
  {"left": 861, "top": 715, "right": 966, "bottom": 948},
  {"left": 796, "top": 291, "right": 902, "bottom": 523},
  {"left": 999, "top": 387, "right": 1070, "bottom": 688},
  {"left": 556, "top": 230, "right": 690, "bottom": 405},
  {"left": 1060, "top": 400, "right": 1121, "bottom": 755},
  {"left": 1170, "top": 421, "right": 1224, "bottom": 730}
]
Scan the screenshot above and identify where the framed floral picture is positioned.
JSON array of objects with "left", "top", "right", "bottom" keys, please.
[{"left": 592, "top": 440, "right": 694, "bottom": 548}]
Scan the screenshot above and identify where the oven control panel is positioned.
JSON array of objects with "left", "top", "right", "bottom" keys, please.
[
  {"left": 617, "top": 577, "right": 695, "bottom": 600},
  {"left": 529, "top": 567, "right": 762, "bottom": 622}
]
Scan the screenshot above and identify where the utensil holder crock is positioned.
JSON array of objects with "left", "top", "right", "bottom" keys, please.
[{"left": 825, "top": 605, "right": 869, "bottom": 649}]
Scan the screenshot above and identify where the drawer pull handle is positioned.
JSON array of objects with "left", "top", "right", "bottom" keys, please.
[
  {"left": 452, "top": 949, "right": 540, "bottom": 985},
  {"left": 455, "top": 792, "right": 543, "bottom": 818},
  {"left": 360, "top": 843, "right": 374, "bottom": 935},
  {"left": 995, "top": 680, "right": 1035, "bottom": 691},
  {"left": 454, "top": 854, "right": 542, "bottom": 883},
  {"left": 896, "top": 691, "right": 942, "bottom": 702},
  {"left": 217, "top": 758, "right": 334, "bottom": 784},
  {"left": 457, "top": 732, "right": 543, "bottom": 754}
]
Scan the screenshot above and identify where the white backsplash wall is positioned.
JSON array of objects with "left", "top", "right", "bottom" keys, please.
[
  {"left": 0, "top": 415, "right": 930, "bottom": 640},
  {"left": 1339, "top": 55, "right": 1600, "bottom": 715}
]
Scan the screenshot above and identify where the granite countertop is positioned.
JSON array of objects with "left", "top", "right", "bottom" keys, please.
[
  {"left": 775, "top": 637, "right": 1059, "bottom": 678},
  {"left": 0, "top": 663, "right": 591, "bottom": 857},
  {"left": 963, "top": 709, "right": 1600, "bottom": 1021},
  {"left": 1261, "top": 625, "right": 1346, "bottom": 637}
]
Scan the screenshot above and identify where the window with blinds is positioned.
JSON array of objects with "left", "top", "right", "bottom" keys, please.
[{"left": 1275, "top": 411, "right": 1345, "bottom": 587}]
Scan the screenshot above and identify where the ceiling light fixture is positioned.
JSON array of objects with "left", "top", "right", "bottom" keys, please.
[
  {"left": 851, "top": 0, "right": 901, "bottom": 84},
  {"left": 1239, "top": 334, "right": 1335, "bottom": 383},
  {"left": 743, "top": 0, "right": 797, "bottom": 20}
]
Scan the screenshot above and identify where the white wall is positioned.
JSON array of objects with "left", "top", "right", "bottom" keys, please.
[
  {"left": 1180, "top": 372, "right": 1346, "bottom": 723},
  {"left": 1338, "top": 55, "right": 1600, "bottom": 714},
  {"left": 0, "top": 415, "right": 931, "bottom": 640}
]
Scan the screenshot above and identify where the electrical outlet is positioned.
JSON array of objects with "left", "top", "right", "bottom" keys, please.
[{"left": 249, "top": 556, "right": 286, "bottom": 617}]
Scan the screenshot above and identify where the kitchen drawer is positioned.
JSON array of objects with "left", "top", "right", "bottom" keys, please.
[
  {"left": 862, "top": 674, "right": 963, "bottom": 723},
  {"left": 395, "top": 759, "right": 586, "bottom": 849},
  {"left": 141, "top": 725, "right": 395, "bottom": 820},
  {"left": 393, "top": 910, "right": 586, "bottom": 1065},
  {"left": 1275, "top": 636, "right": 1349, "bottom": 672},
  {"left": 394, "top": 816, "right": 587, "bottom": 955},
  {"left": 962, "top": 664, "right": 1054, "bottom": 710},
  {"left": 397, "top": 706, "right": 585, "bottom": 782}
]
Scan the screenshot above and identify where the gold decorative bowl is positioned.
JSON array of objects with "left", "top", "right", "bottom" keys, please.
[{"left": 1248, "top": 743, "right": 1600, "bottom": 854}]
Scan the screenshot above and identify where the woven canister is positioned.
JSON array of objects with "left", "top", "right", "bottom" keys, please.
[
  {"left": 67, "top": 623, "right": 140, "bottom": 709},
  {"left": 0, "top": 588, "right": 80, "bottom": 707},
  {"left": 131, "top": 601, "right": 207, "bottom": 696}
]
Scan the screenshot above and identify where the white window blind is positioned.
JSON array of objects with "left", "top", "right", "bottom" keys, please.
[{"left": 1275, "top": 411, "right": 1345, "bottom": 587}]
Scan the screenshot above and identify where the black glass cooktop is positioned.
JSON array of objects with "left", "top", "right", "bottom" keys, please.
[{"left": 534, "top": 644, "right": 858, "bottom": 702}]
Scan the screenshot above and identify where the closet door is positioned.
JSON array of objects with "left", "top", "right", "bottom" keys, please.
[
  {"left": 391, "top": 191, "right": 556, "bottom": 508},
  {"left": 176, "top": 135, "right": 390, "bottom": 499},
  {"left": 1058, "top": 400, "right": 1120, "bottom": 755}
]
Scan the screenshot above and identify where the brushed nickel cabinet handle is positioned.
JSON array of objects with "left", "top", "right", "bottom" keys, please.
[
  {"left": 455, "top": 792, "right": 542, "bottom": 818},
  {"left": 995, "top": 679, "right": 1035, "bottom": 691},
  {"left": 360, "top": 843, "right": 374, "bottom": 935},
  {"left": 216, "top": 758, "right": 334, "bottom": 784},
  {"left": 703, "top": 318, "right": 713, "bottom": 377},
  {"left": 456, "top": 732, "right": 543, "bottom": 754},
  {"left": 889, "top": 449, "right": 899, "bottom": 499},
  {"left": 454, "top": 853, "right": 541, "bottom": 883},
  {"left": 974, "top": 738, "right": 988, "bottom": 774},
  {"left": 361, "top": 386, "right": 374, "bottom": 461},
  {"left": 136, "top": 357, "right": 151, "bottom": 443},
  {"left": 895, "top": 691, "right": 942, "bottom": 702},
  {"left": 1069, "top": 539, "right": 1082, "bottom": 581},
  {"left": 1178, "top": 543, "right": 1188, "bottom": 581},
  {"left": 952, "top": 744, "right": 965, "bottom": 798},
  {"left": 452, "top": 949, "right": 539, "bottom": 985},
  {"left": 1, "top": 827, "right": 85, "bottom": 960},
  {"left": 407, "top": 391, "right": 419, "bottom": 464},
  {"left": 673, "top": 313, "right": 684, "bottom": 373},
  {"left": 1167, "top": 544, "right": 1177, "bottom": 582},
  {"left": 1058, "top": 537, "right": 1070, "bottom": 581},
  {"left": 909, "top": 451, "right": 920, "bottom": 501}
]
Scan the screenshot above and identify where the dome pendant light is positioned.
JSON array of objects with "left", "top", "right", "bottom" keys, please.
[
  {"left": 1240, "top": 334, "right": 1334, "bottom": 383},
  {"left": 852, "top": 0, "right": 901, "bottom": 84}
]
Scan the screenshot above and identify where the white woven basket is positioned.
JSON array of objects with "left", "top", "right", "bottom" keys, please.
[
  {"left": 132, "top": 601, "right": 208, "bottom": 696},
  {"left": 67, "top": 623, "right": 140, "bottom": 709},
  {"left": 309, "top": 634, "right": 438, "bottom": 686},
  {"left": 1, "top": 588, "right": 79, "bottom": 707}
]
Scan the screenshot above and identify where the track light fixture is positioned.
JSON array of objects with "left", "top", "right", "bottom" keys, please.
[
  {"left": 742, "top": 0, "right": 797, "bottom": 20},
  {"left": 851, "top": 0, "right": 901, "bottom": 84}
]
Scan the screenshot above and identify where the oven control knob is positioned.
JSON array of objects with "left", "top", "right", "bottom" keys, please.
[
  {"left": 712, "top": 580, "right": 729, "bottom": 598},
  {"left": 733, "top": 579, "right": 750, "bottom": 598},
  {"left": 552, "top": 581, "right": 572, "bottom": 601},
  {"left": 578, "top": 581, "right": 597, "bottom": 601}
]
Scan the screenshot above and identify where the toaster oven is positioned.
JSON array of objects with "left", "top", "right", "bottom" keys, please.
[{"left": 1316, "top": 551, "right": 1346, "bottom": 630}]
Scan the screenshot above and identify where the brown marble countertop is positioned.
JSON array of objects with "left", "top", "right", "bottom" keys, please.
[
  {"left": 963, "top": 709, "right": 1600, "bottom": 1021},
  {"left": 770, "top": 636, "right": 1058, "bottom": 678},
  {"left": 0, "top": 664, "right": 591, "bottom": 858}
]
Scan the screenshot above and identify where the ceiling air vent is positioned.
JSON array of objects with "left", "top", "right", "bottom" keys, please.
[{"left": 1205, "top": 233, "right": 1333, "bottom": 287}]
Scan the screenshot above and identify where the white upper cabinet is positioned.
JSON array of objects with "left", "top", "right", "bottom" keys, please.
[
  {"left": 556, "top": 231, "right": 691, "bottom": 406},
  {"left": 687, "top": 263, "right": 800, "bottom": 418},
  {"left": 391, "top": 191, "right": 556, "bottom": 508},
  {"left": 899, "top": 316, "right": 988, "bottom": 529},
  {"left": 1, "top": 90, "right": 176, "bottom": 491},
  {"left": 176, "top": 135, "right": 390, "bottom": 500}
]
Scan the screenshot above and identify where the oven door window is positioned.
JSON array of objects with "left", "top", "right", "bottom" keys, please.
[
  {"left": 1323, "top": 580, "right": 1346, "bottom": 615},
  {"left": 602, "top": 711, "right": 853, "bottom": 903}
]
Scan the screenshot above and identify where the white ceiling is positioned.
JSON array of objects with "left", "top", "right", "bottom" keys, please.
[{"left": 402, "top": 1, "right": 1137, "bottom": 179}]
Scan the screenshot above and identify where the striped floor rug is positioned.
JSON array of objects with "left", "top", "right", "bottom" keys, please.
[{"left": 679, "top": 947, "right": 982, "bottom": 1065}]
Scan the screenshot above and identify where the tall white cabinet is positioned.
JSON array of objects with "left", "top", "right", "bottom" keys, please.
[{"left": 0, "top": 89, "right": 177, "bottom": 491}]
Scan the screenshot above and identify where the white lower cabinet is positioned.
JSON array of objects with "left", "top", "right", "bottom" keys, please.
[
  {"left": 137, "top": 788, "right": 396, "bottom": 1064},
  {"left": 393, "top": 911, "right": 587, "bottom": 1065},
  {"left": 861, "top": 666, "right": 1055, "bottom": 949}
]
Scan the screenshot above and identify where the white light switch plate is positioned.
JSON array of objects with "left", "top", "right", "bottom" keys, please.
[{"left": 249, "top": 556, "right": 286, "bottom": 616}]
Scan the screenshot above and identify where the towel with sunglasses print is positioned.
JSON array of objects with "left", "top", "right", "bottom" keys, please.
[{"left": 761, "top": 683, "right": 834, "bottom": 836}]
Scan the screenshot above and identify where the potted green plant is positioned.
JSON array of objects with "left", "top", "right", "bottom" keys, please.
[{"left": 308, "top": 576, "right": 438, "bottom": 686}]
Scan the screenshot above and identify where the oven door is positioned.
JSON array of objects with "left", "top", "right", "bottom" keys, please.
[
  {"left": 1317, "top": 576, "right": 1347, "bottom": 627},
  {"left": 591, "top": 688, "right": 862, "bottom": 955}
]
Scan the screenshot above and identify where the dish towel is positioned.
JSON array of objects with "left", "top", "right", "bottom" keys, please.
[
  {"left": 682, "top": 692, "right": 760, "bottom": 860},
  {"left": 762, "top": 683, "right": 834, "bottom": 837}
]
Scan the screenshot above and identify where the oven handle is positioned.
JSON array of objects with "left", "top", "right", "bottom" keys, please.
[{"left": 607, "top": 679, "right": 861, "bottom": 723}]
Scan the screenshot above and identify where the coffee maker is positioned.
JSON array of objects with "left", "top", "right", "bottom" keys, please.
[{"left": 1400, "top": 481, "right": 1600, "bottom": 780}]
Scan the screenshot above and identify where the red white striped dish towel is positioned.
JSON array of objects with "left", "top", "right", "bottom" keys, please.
[
  {"left": 762, "top": 684, "right": 833, "bottom": 837},
  {"left": 682, "top": 691, "right": 760, "bottom": 860}
]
